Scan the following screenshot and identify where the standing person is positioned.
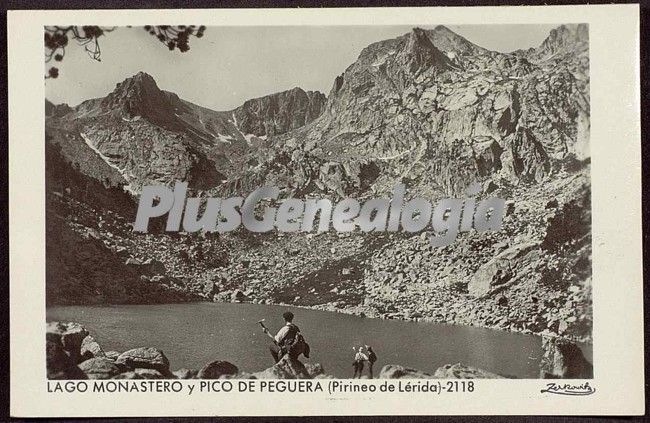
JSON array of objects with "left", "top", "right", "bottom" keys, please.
[
  {"left": 263, "top": 311, "right": 306, "bottom": 363},
  {"left": 352, "top": 346, "right": 368, "bottom": 378},
  {"left": 365, "top": 345, "right": 377, "bottom": 379}
]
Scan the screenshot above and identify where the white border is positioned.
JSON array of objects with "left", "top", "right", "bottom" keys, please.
[{"left": 8, "top": 5, "right": 643, "bottom": 417}]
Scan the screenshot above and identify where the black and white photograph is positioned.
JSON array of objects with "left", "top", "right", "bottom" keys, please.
[{"left": 43, "top": 22, "right": 594, "bottom": 381}]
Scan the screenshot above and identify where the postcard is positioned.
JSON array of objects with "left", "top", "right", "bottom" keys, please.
[{"left": 8, "top": 4, "right": 643, "bottom": 416}]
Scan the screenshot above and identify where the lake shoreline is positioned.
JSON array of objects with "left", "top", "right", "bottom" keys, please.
[
  {"left": 288, "top": 300, "right": 593, "bottom": 345},
  {"left": 46, "top": 303, "right": 594, "bottom": 379},
  {"left": 47, "top": 297, "right": 593, "bottom": 346}
]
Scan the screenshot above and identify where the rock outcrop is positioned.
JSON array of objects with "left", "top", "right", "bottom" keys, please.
[
  {"left": 115, "top": 347, "right": 172, "bottom": 376},
  {"left": 433, "top": 363, "right": 506, "bottom": 379},
  {"left": 379, "top": 363, "right": 506, "bottom": 379},
  {"left": 539, "top": 336, "right": 593, "bottom": 378},
  {"left": 197, "top": 360, "right": 239, "bottom": 379},
  {"left": 80, "top": 335, "right": 105, "bottom": 361},
  {"left": 45, "top": 72, "right": 327, "bottom": 194},
  {"left": 252, "top": 355, "right": 311, "bottom": 379},
  {"left": 468, "top": 241, "right": 539, "bottom": 297},
  {"left": 46, "top": 336, "right": 87, "bottom": 379},
  {"left": 232, "top": 87, "right": 326, "bottom": 137},
  {"left": 46, "top": 321, "right": 88, "bottom": 364},
  {"left": 114, "top": 369, "right": 166, "bottom": 379},
  {"left": 379, "top": 365, "right": 435, "bottom": 379},
  {"left": 78, "top": 357, "right": 122, "bottom": 379}
]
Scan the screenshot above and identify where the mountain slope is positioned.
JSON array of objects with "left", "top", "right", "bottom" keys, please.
[
  {"left": 45, "top": 25, "right": 593, "bottom": 342},
  {"left": 46, "top": 72, "right": 327, "bottom": 193},
  {"left": 234, "top": 25, "right": 588, "bottom": 198}
]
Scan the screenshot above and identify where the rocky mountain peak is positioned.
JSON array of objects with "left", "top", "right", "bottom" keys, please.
[
  {"left": 402, "top": 27, "right": 454, "bottom": 72},
  {"left": 131, "top": 70, "right": 157, "bottom": 84},
  {"left": 426, "top": 25, "right": 487, "bottom": 56},
  {"left": 100, "top": 72, "right": 177, "bottom": 123},
  {"left": 45, "top": 99, "right": 72, "bottom": 117},
  {"left": 109, "top": 71, "right": 161, "bottom": 99},
  {"left": 232, "top": 87, "right": 327, "bottom": 137},
  {"left": 534, "top": 23, "right": 588, "bottom": 59}
]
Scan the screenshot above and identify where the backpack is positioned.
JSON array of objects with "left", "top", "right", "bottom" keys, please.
[
  {"left": 280, "top": 324, "right": 308, "bottom": 359},
  {"left": 287, "top": 332, "right": 307, "bottom": 358}
]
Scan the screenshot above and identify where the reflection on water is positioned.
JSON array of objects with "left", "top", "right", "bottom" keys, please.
[{"left": 47, "top": 302, "right": 592, "bottom": 378}]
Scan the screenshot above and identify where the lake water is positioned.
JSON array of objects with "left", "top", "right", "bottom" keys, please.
[{"left": 46, "top": 302, "right": 592, "bottom": 378}]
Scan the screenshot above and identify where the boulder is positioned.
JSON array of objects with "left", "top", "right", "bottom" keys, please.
[
  {"left": 483, "top": 179, "right": 498, "bottom": 194},
  {"left": 379, "top": 365, "right": 434, "bottom": 379},
  {"left": 80, "top": 335, "right": 105, "bottom": 361},
  {"left": 197, "top": 360, "right": 239, "bottom": 379},
  {"left": 46, "top": 321, "right": 89, "bottom": 364},
  {"left": 173, "top": 368, "right": 198, "bottom": 379},
  {"left": 304, "top": 362, "right": 325, "bottom": 378},
  {"left": 231, "top": 289, "right": 249, "bottom": 303},
  {"left": 104, "top": 351, "right": 120, "bottom": 361},
  {"left": 78, "top": 357, "right": 121, "bottom": 379},
  {"left": 46, "top": 337, "right": 87, "bottom": 379},
  {"left": 495, "top": 294, "right": 508, "bottom": 307},
  {"left": 115, "top": 347, "right": 171, "bottom": 376},
  {"left": 252, "top": 355, "right": 311, "bottom": 379},
  {"left": 380, "top": 363, "right": 506, "bottom": 379},
  {"left": 545, "top": 198, "right": 559, "bottom": 209},
  {"left": 141, "top": 258, "right": 166, "bottom": 274},
  {"left": 113, "top": 368, "right": 166, "bottom": 379},
  {"left": 233, "top": 372, "right": 258, "bottom": 379},
  {"left": 468, "top": 242, "right": 538, "bottom": 297},
  {"left": 46, "top": 338, "right": 71, "bottom": 375},
  {"left": 213, "top": 290, "right": 232, "bottom": 302},
  {"left": 539, "top": 336, "right": 593, "bottom": 378},
  {"left": 433, "top": 363, "right": 505, "bottom": 379}
]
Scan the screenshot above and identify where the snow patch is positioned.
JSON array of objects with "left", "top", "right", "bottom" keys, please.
[
  {"left": 80, "top": 132, "right": 137, "bottom": 194},
  {"left": 216, "top": 133, "right": 234, "bottom": 144},
  {"left": 243, "top": 134, "right": 256, "bottom": 145},
  {"left": 445, "top": 51, "right": 457, "bottom": 60}
]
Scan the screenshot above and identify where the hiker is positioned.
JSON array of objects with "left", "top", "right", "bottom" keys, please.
[
  {"left": 352, "top": 346, "right": 368, "bottom": 378},
  {"left": 263, "top": 311, "right": 309, "bottom": 363},
  {"left": 365, "top": 345, "right": 377, "bottom": 379}
]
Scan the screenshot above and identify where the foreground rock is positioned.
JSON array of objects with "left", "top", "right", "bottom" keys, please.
[
  {"left": 540, "top": 335, "right": 593, "bottom": 378},
  {"left": 252, "top": 355, "right": 311, "bottom": 379},
  {"left": 379, "top": 365, "right": 434, "bottom": 379},
  {"left": 77, "top": 357, "right": 121, "bottom": 379},
  {"left": 115, "top": 347, "right": 172, "bottom": 377},
  {"left": 114, "top": 369, "right": 166, "bottom": 379},
  {"left": 433, "top": 364, "right": 506, "bottom": 379},
  {"left": 379, "top": 363, "right": 505, "bottom": 379},
  {"left": 46, "top": 336, "right": 87, "bottom": 379},
  {"left": 47, "top": 321, "right": 88, "bottom": 364},
  {"left": 173, "top": 368, "right": 198, "bottom": 379},
  {"left": 46, "top": 321, "right": 89, "bottom": 379},
  {"left": 80, "top": 335, "right": 105, "bottom": 361},
  {"left": 198, "top": 360, "right": 239, "bottom": 379}
]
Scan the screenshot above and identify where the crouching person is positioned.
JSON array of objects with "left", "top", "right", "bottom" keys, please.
[{"left": 264, "top": 311, "right": 310, "bottom": 363}]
